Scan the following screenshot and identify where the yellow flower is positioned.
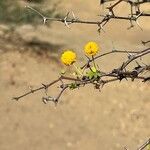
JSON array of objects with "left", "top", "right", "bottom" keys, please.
[
  {"left": 84, "top": 41, "right": 99, "bottom": 56},
  {"left": 61, "top": 50, "right": 76, "bottom": 66}
]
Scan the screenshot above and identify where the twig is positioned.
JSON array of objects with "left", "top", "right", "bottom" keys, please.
[
  {"left": 12, "top": 78, "right": 61, "bottom": 101},
  {"left": 81, "top": 48, "right": 150, "bottom": 69},
  {"left": 12, "top": 76, "right": 80, "bottom": 101},
  {"left": 137, "top": 138, "right": 150, "bottom": 150},
  {"left": 13, "top": 3, "right": 150, "bottom": 103},
  {"left": 120, "top": 48, "right": 150, "bottom": 70},
  {"left": 26, "top": 5, "right": 150, "bottom": 31},
  {"left": 142, "top": 40, "right": 150, "bottom": 45}
]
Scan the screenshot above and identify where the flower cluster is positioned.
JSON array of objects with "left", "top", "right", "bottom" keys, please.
[
  {"left": 84, "top": 41, "right": 99, "bottom": 56},
  {"left": 61, "top": 50, "right": 76, "bottom": 66},
  {"left": 61, "top": 41, "right": 100, "bottom": 66}
]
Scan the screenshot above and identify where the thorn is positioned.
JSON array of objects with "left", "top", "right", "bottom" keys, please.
[
  {"left": 100, "top": 24, "right": 105, "bottom": 33},
  {"left": 97, "top": 24, "right": 105, "bottom": 34},
  {"left": 143, "top": 77, "right": 150, "bottom": 82},
  {"left": 42, "top": 96, "right": 57, "bottom": 104},
  {"left": 111, "top": 41, "right": 116, "bottom": 51},
  {"left": 54, "top": 99, "right": 58, "bottom": 107},
  {"left": 63, "top": 12, "right": 71, "bottom": 28},
  {"left": 127, "top": 53, "right": 134, "bottom": 59},
  {"left": 29, "top": 86, "right": 34, "bottom": 93},
  {"left": 25, "top": 5, "right": 44, "bottom": 18},
  {"left": 85, "top": 55, "right": 90, "bottom": 61},
  {"left": 141, "top": 40, "right": 145, "bottom": 45},
  {"left": 42, "top": 97, "right": 47, "bottom": 104},
  {"left": 42, "top": 83, "right": 48, "bottom": 89},
  {"left": 43, "top": 17, "right": 47, "bottom": 24},
  {"left": 135, "top": 61, "right": 140, "bottom": 67},
  {"left": 64, "top": 20, "right": 70, "bottom": 28},
  {"left": 12, "top": 97, "right": 19, "bottom": 101},
  {"left": 136, "top": 11, "right": 143, "bottom": 19},
  {"left": 127, "top": 19, "right": 134, "bottom": 30},
  {"left": 136, "top": 20, "right": 143, "bottom": 31},
  {"left": 72, "top": 11, "right": 75, "bottom": 18},
  {"left": 124, "top": 146, "right": 129, "bottom": 150}
]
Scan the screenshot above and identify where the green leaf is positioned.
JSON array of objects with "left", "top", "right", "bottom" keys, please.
[
  {"left": 86, "top": 69, "right": 101, "bottom": 80},
  {"left": 60, "top": 69, "right": 66, "bottom": 75},
  {"left": 91, "top": 66, "right": 97, "bottom": 73},
  {"left": 69, "top": 83, "right": 78, "bottom": 90}
]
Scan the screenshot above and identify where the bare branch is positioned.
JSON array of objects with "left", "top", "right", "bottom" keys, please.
[
  {"left": 13, "top": 3, "right": 150, "bottom": 103},
  {"left": 142, "top": 40, "right": 150, "bottom": 45},
  {"left": 137, "top": 138, "right": 150, "bottom": 150},
  {"left": 26, "top": 5, "right": 150, "bottom": 31},
  {"left": 81, "top": 48, "right": 150, "bottom": 69},
  {"left": 120, "top": 48, "right": 150, "bottom": 70}
]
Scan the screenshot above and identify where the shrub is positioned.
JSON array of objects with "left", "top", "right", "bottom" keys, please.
[{"left": 0, "top": 0, "right": 60, "bottom": 25}]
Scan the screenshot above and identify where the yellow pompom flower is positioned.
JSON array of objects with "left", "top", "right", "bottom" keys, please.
[
  {"left": 84, "top": 41, "right": 99, "bottom": 56},
  {"left": 61, "top": 50, "right": 76, "bottom": 66}
]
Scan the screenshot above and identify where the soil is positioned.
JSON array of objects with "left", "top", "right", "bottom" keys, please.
[{"left": 0, "top": 0, "right": 150, "bottom": 150}]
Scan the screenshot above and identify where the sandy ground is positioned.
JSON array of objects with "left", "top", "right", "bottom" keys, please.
[{"left": 0, "top": 0, "right": 150, "bottom": 150}]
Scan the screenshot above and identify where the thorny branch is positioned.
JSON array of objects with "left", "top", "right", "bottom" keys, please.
[
  {"left": 13, "top": 47, "right": 150, "bottom": 104},
  {"left": 12, "top": 2, "right": 150, "bottom": 150},
  {"left": 26, "top": 2, "right": 150, "bottom": 33},
  {"left": 12, "top": 2, "right": 150, "bottom": 103},
  {"left": 81, "top": 48, "right": 150, "bottom": 69},
  {"left": 26, "top": 5, "right": 150, "bottom": 32},
  {"left": 142, "top": 40, "right": 150, "bottom": 45},
  {"left": 123, "top": 138, "right": 150, "bottom": 150},
  {"left": 137, "top": 138, "right": 150, "bottom": 150}
]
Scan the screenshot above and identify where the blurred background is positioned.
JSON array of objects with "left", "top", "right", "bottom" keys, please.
[{"left": 0, "top": 0, "right": 149, "bottom": 150}]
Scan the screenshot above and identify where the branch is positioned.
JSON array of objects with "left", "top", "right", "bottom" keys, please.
[
  {"left": 142, "top": 40, "right": 150, "bottom": 45},
  {"left": 120, "top": 48, "right": 150, "bottom": 70},
  {"left": 25, "top": 5, "right": 150, "bottom": 31},
  {"left": 81, "top": 48, "right": 150, "bottom": 69},
  {"left": 137, "top": 138, "right": 150, "bottom": 150},
  {"left": 12, "top": 78, "right": 61, "bottom": 101},
  {"left": 12, "top": 76, "right": 80, "bottom": 101},
  {"left": 13, "top": 47, "right": 150, "bottom": 103},
  {"left": 13, "top": 4, "right": 150, "bottom": 103}
]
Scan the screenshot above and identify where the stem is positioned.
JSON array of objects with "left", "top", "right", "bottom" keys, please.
[
  {"left": 73, "top": 64, "right": 83, "bottom": 76},
  {"left": 92, "top": 55, "right": 97, "bottom": 70}
]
